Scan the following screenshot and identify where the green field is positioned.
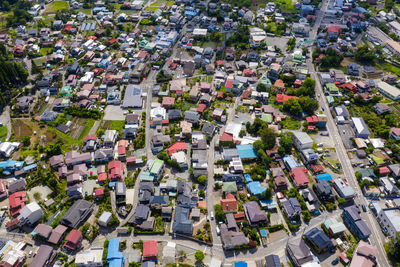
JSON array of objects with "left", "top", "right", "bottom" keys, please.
[
  {"left": 0, "top": 125, "right": 7, "bottom": 141},
  {"left": 76, "top": 8, "right": 92, "bottom": 15},
  {"left": 280, "top": 117, "right": 301, "bottom": 130},
  {"left": 46, "top": 1, "right": 68, "bottom": 12},
  {"left": 377, "top": 62, "right": 400, "bottom": 76},
  {"left": 145, "top": 4, "right": 160, "bottom": 11}
]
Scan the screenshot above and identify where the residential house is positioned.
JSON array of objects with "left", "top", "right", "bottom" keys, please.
[
  {"left": 60, "top": 199, "right": 93, "bottom": 228},
  {"left": 286, "top": 238, "right": 313, "bottom": 267},
  {"left": 64, "top": 230, "right": 83, "bottom": 251},
  {"left": 304, "top": 228, "right": 333, "bottom": 253},
  {"left": 243, "top": 201, "right": 268, "bottom": 226},
  {"left": 342, "top": 205, "right": 371, "bottom": 240}
]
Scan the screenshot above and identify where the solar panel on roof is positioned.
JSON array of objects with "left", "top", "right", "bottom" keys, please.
[
  {"left": 85, "top": 23, "right": 91, "bottom": 31},
  {"left": 81, "top": 23, "right": 86, "bottom": 31},
  {"left": 90, "top": 22, "right": 96, "bottom": 31}
]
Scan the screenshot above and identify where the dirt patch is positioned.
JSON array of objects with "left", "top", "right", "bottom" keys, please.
[{"left": 12, "top": 119, "right": 33, "bottom": 141}]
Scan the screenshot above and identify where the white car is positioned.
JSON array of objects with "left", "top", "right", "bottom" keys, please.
[{"left": 210, "top": 211, "right": 214, "bottom": 220}]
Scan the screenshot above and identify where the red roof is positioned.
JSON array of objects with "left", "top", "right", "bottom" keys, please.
[
  {"left": 167, "top": 142, "right": 187, "bottom": 156},
  {"left": 108, "top": 160, "right": 124, "bottom": 181},
  {"left": 379, "top": 167, "right": 390, "bottom": 175},
  {"left": 220, "top": 132, "right": 233, "bottom": 142},
  {"left": 98, "top": 172, "right": 107, "bottom": 182},
  {"left": 162, "top": 97, "right": 175, "bottom": 107},
  {"left": 276, "top": 94, "right": 298, "bottom": 103},
  {"left": 9, "top": 191, "right": 26, "bottom": 217},
  {"left": 83, "top": 134, "right": 97, "bottom": 143},
  {"left": 118, "top": 146, "right": 126, "bottom": 155},
  {"left": 197, "top": 104, "right": 206, "bottom": 113},
  {"left": 94, "top": 187, "right": 105, "bottom": 196},
  {"left": 126, "top": 156, "right": 136, "bottom": 164},
  {"left": 290, "top": 167, "right": 309, "bottom": 188},
  {"left": 65, "top": 230, "right": 82, "bottom": 250},
  {"left": 109, "top": 38, "right": 117, "bottom": 44},
  {"left": 217, "top": 92, "right": 224, "bottom": 99},
  {"left": 220, "top": 194, "right": 237, "bottom": 212},
  {"left": 306, "top": 115, "right": 318, "bottom": 124},
  {"left": 142, "top": 240, "right": 158, "bottom": 257},
  {"left": 328, "top": 26, "right": 341, "bottom": 33},
  {"left": 225, "top": 78, "right": 234, "bottom": 88},
  {"left": 216, "top": 60, "right": 225, "bottom": 66}
]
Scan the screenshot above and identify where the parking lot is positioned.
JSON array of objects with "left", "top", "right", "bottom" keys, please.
[
  {"left": 104, "top": 105, "right": 125, "bottom": 121},
  {"left": 337, "top": 124, "right": 355, "bottom": 149}
]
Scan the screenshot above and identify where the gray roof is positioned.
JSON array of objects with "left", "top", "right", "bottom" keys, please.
[
  {"left": 133, "top": 205, "right": 150, "bottom": 223},
  {"left": 244, "top": 201, "right": 268, "bottom": 224},
  {"left": 28, "top": 245, "right": 55, "bottom": 267},
  {"left": 333, "top": 179, "right": 355, "bottom": 199},
  {"left": 343, "top": 205, "right": 371, "bottom": 238},
  {"left": 201, "top": 122, "right": 215, "bottom": 137},
  {"left": 8, "top": 179, "right": 27, "bottom": 194},
  {"left": 172, "top": 206, "right": 193, "bottom": 234},
  {"left": 150, "top": 195, "right": 169, "bottom": 205},
  {"left": 122, "top": 85, "right": 142, "bottom": 108},
  {"left": 116, "top": 182, "right": 126, "bottom": 196},
  {"left": 287, "top": 238, "right": 313, "bottom": 265},
  {"left": 304, "top": 227, "right": 332, "bottom": 250},
  {"left": 60, "top": 199, "right": 93, "bottom": 228},
  {"left": 184, "top": 111, "right": 200, "bottom": 123}
]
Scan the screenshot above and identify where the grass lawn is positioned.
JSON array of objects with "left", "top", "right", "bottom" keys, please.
[
  {"left": 156, "top": 0, "right": 175, "bottom": 6},
  {"left": 78, "top": 119, "right": 95, "bottom": 140},
  {"left": 200, "top": 41, "right": 222, "bottom": 49},
  {"left": 112, "top": 4, "right": 122, "bottom": 9},
  {"left": 101, "top": 120, "right": 125, "bottom": 136},
  {"left": 46, "top": 1, "right": 68, "bottom": 12},
  {"left": 39, "top": 48, "right": 52, "bottom": 56},
  {"left": 145, "top": 4, "right": 160, "bottom": 11},
  {"left": 280, "top": 118, "right": 301, "bottom": 130},
  {"left": 76, "top": 8, "right": 92, "bottom": 15},
  {"left": 377, "top": 62, "right": 400, "bottom": 76},
  {"left": 0, "top": 125, "right": 7, "bottom": 141}
]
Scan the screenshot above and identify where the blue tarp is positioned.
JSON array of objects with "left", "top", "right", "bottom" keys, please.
[
  {"left": 244, "top": 174, "right": 252, "bottom": 183},
  {"left": 247, "top": 181, "right": 266, "bottom": 196},
  {"left": 260, "top": 229, "right": 268, "bottom": 237},
  {"left": 0, "top": 160, "right": 24, "bottom": 170},
  {"left": 236, "top": 144, "right": 257, "bottom": 159},
  {"left": 316, "top": 173, "right": 332, "bottom": 182},
  {"left": 235, "top": 262, "right": 247, "bottom": 267}
]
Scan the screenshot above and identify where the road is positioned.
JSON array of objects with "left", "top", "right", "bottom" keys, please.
[
  {"left": 307, "top": 0, "right": 390, "bottom": 265},
  {"left": 0, "top": 106, "right": 12, "bottom": 141}
]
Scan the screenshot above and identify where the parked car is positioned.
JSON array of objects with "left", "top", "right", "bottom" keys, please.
[
  {"left": 362, "top": 204, "right": 367, "bottom": 212},
  {"left": 210, "top": 211, "right": 214, "bottom": 220},
  {"left": 331, "top": 258, "right": 339, "bottom": 265}
]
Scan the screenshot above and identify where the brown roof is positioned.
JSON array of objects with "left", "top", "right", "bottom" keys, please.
[{"left": 48, "top": 225, "right": 67, "bottom": 244}]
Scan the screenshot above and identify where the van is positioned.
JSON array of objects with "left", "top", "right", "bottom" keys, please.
[
  {"left": 216, "top": 226, "right": 220, "bottom": 235},
  {"left": 1, "top": 206, "right": 7, "bottom": 211},
  {"left": 210, "top": 211, "right": 214, "bottom": 220}
]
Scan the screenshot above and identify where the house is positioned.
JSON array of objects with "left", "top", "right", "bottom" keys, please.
[
  {"left": 220, "top": 193, "right": 238, "bottom": 213},
  {"left": 374, "top": 103, "right": 392, "bottom": 114},
  {"left": 151, "top": 134, "right": 171, "bottom": 154},
  {"left": 142, "top": 241, "right": 157, "bottom": 261},
  {"left": 333, "top": 178, "right": 355, "bottom": 200},
  {"left": 222, "top": 182, "right": 237, "bottom": 194},
  {"left": 377, "top": 81, "right": 400, "bottom": 100},
  {"left": 107, "top": 238, "right": 124, "bottom": 267},
  {"left": 286, "top": 238, "right": 313, "bottom": 267},
  {"left": 351, "top": 117, "right": 370, "bottom": 139},
  {"left": 168, "top": 109, "right": 182, "bottom": 120},
  {"left": 9, "top": 191, "right": 26, "bottom": 217},
  {"left": 48, "top": 225, "right": 68, "bottom": 245},
  {"left": 18, "top": 202, "right": 43, "bottom": 226},
  {"left": 243, "top": 201, "right": 268, "bottom": 226},
  {"left": 104, "top": 130, "right": 119, "bottom": 147},
  {"left": 64, "top": 230, "right": 83, "bottom": 251},
  {"left": 346, "top": 63, "right": 360, "bottom": 76},
  {"left": 265, "top": 255, "right": 281, "bottom": 267},
  {"left": 109, "top": 161, "right": 125, "bottom": 181},
  {"left": 219, "top": 223, "right": 249, "bottom": 250},
  {"left": 380, "top": 177, "right": 399, "bottom": 195},
  {"left": 272, "top": 167, "right": 288, "bottom": 191},
  {"left": 132, "top": 205, "right": 150, "bottom": 225},
  {"left": 376, "top": 206, "right": 400, "bottom": 238},
  {"left": 327, "top": 26, "right": 341, "bottom": 41},
  {"left": 290, "top": 167, "right": 309, "bottom": 188},
  {"left": 8, "top": 179, "right": 27, "bottom": 194},
  {"left": 65, "top": 151, "right": 91, "bottom": 166},
  {"left": 115, "top": 182, "right": 126, "bottom": 205},
  {"left": 75, "top": 247, "right": 103, "bottom": 267},
  {"left": 162, "top": 97, "right": 175, "bottom": 109},
  {"left": 390, "top": 127, "right": 400, "bottom": 140},
  {"left": 342, "top": 205, "right": 371, "bottom": 239},
  {"left": 388, "top": 164, "right": 400, "bottom": 179},
  {"left": 314, "top": 180, "right": 334, "bottom": 201},
  {"left": 292, "top": 132, "right": 313, "bottom": 150},
  {"left": 202, "top": 122, "right": 215, "bottom": 137},
  {"left": 281, "top": 198, "right": 301, "bottom": 218},
  {"left": 28, "top": 244, "right": 56, "bottom": 267},
  {"left": 60, "top": 199, "right": 93, "bottom": 228},
  {"left": 17, "top": 96, "right": 33, "bottom": 113},
  {"left": 94, "top": 149, "right": 114, "bottom": 163},
  {"left": 304, "top": 228, "right": 333, "bottom": 253},
  {"left": 172, "top": 206, "right": 193, "bottom": 234},
  {"left": 323, "top": 218, "right": 346, "bottom": 237},
  {"left": 350, "top": 241, "right": 377, "bottom": 267},
  {"left": 184, "top": 111, "right": 200, "bottom": 125}
]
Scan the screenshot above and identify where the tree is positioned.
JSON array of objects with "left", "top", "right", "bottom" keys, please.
[
  {"left": 258, "top": 127, "right": 277, "bottom": 149},
  {"left": 296, "top": 77, "right": 316, "bottom": 97},
  {"left": 283, "top": 98, "right": 303, "bottom": 117},
  {"left": 385, "top": 233, "right": 400, "bottom": 265},
  {"left": 298, "top": 96, "right": 319, "bottom": 115},
  {"left": 355, "top": 45, "right": 375, "bottom": 65},
  {"left": 385, "top": 0, "right": 394, "bottom": 11},
  {"left": 197, "top": 175, "right": 207, "bottom": 186},
  {"left": 261, "top": 188, "right": 273, "bottom": 200},
  {"left": 385, "top": 113, "right": 399, "bottom": 127},
  {"left": 214, "top": 204, "right": 225, "bottom": 221},
  {"left": 280, "top": 132, "right": 294, "bottom": 153},
  {"left": 338, "top": 197, "right": 346, "bottom": 205},
  {"left": 256, "top": 83, "right": 267, "bottom": 92},
  {"left": 195, "top": 251, "right": 205, "bottom": 262},
  {"left": 318, "top": 47, "right": 344, "bottom": 69}
]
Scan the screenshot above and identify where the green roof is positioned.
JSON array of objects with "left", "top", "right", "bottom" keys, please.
[
  {"left": 372, "top": 156, "right": 384, "bottom": 165},
  {"left": 326, "top": 83, "right": 339, "bottom": 93},
  {"left": 326, "top": 96, "right": 334, "bottom": 105},
  {"left": 222, "top": 182, "right": 237, "bottom": 193},
  {"left": 139, "top": 170, "right": 154, "bottom": 182},
  {"left": 260, "top": 75, "right": 272, "bottom": 87},
  {"left": 293, "top": 53, "right": 303, "bottom": 63},
  {"left": 150, "top": 159, "right": 164, "bottom": 175}
]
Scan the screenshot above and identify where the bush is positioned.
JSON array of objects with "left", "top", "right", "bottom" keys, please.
[
  {"left": 194, "top": 251, "right": 205, "bottom": 262},
  {"left": 197, "top": 175, "right": 207, "bottom": 185}
]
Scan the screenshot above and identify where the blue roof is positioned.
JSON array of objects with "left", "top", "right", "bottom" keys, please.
[
  {"left": 184, "top": 10, "right": 197, "bottom": 16},
  {"left": 283, "top": 155, "right": 301, "bottom": 170},
  {"left": 244, "top": 174, "right": 252, "bottom": 183},
  {"left": 260, "top": 229, "right": 268, "bottom": 237},
  {"left": 236, "top": 144, "right": 257, "bottom": 159},
  {"left": 235, "top": 262, "right": 247, "bottom": 267},
  {"left": 107, "top": 238, "right": 124, "bottom": 267},
  {"left": 247, "top": 181, "right": 266, "bottom": 196},
  {"left": 316, "top": 173, "right": 332, "bottom": 182},
  {"left": 24, "top": 163, "right": 37, "bottom": 171},
  {"left": 260, "top": 199, "right": 277, "bottom": 209},
  {"left": 0, "top": 160, "right": 24, "bottom": 169}
]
